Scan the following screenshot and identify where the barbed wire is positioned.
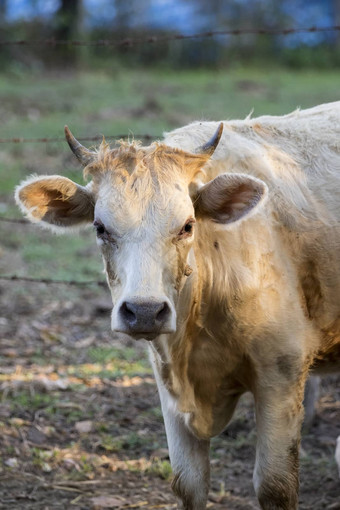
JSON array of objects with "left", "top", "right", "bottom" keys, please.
[
  {"left": 1, "top": 25, "right": 340, "bottom": 48},
  {"left": 0, "top": 275, "right": 106, "bottom": 287},
  {"left": 0, "top": 134, "right": 157, "bottom": 144},
  {"left": 0, "top": 217, "right": 29, "bottom": 224}
]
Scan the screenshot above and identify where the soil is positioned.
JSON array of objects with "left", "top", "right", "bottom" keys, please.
[{"left": 0, "top": 280, "right": 339, "bottom": 510}]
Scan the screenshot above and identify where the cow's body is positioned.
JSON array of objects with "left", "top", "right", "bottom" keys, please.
[
  {"left": 16, "top": 102, "right": 340, "bottom": 510},
  {"left": 148, "top": 103, "right": 340, "bottom": 508}
]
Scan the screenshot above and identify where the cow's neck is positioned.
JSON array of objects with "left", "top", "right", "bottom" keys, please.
[{"left": 151, "top": 232, "right": 258, "bottom": 438}]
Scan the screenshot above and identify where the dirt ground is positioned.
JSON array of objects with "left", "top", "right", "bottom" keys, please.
[{"left": 0, "top": 276, "right": 339, "bottom": 510}]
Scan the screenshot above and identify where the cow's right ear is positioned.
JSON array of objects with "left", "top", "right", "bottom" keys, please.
[
  {"left": 15, "top": 175, "right": 94, "bottom": 231},
  {"left": 194, "top": 173, "right": 268, "bottom": 225}
]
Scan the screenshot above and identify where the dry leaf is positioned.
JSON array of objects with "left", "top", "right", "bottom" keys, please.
[
  {"left": 75, "top": 420, "right": 93, "bottom": 434},
  {"left": 9, "top": 417, "right": 29, "bottom": 427},
  {"left": 5, "top": 458, "right": 19, "bottom": 468},
  {"left": 41, "top": 462, "right": 52, "bottom": 473},
  {"left": 2, "top": 348, "right": 18, "bottom": 358},
  {"left": 91, "top": 495, "right": 125, "bottom": 508},
  {"left": 63, "top": 458, "right": 81, "bottom": 471},
  {"left": 150, "top": 448, "right": 169, "bottom": 460},
  {"left": 0, "top": 377, "right": 68, "bottom": 393},
  {"left": 39, "top": 327, "right": 66, "bottom": 344},
  {"left": 75, "top": 336, "right": 96, "bottom": 348}
]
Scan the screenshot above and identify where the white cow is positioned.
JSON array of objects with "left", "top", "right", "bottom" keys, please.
[{"left": 16, "top": 102, "right": 340, "bottom": 509}]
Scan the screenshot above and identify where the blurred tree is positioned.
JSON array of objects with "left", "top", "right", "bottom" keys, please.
[
  {"left": 114, "top": 0, "right": 152, "bottom": 32},
  {"left": 55, "top": 0, "right": 81, "bottom": 39},
  {"left": 0, "top": 0, "right": 6, "bottom": 24},
  {"left": 183, "top": 0, "right": 284, "bottom": 30},
  {"left": 54, "top": 0, "right": 82, "bottom": 65},
  {"left": 334, "top": 0, "right": 340, "bottom": 46},
  {"left": 115, "top": 0, "right": 132, "bottom": 30},
  {"left": 0, "top": 0, "right": 8, "bottom": 66},
  {"left": 179, "top": 0, "right": 285, "bottom": 65}
]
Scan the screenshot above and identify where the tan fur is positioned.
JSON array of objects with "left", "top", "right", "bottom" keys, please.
[
  {"left": 15, "top": 175, "right": 94, "bottom": 228},
  {"left": 15, "top": 102, "right": 340, "bottom": 510},
  {"left": 84, "top": 140, "right": 209, "bottom": 186}
]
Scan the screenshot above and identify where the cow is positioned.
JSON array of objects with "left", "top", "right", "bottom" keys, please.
[{"left": 15, "top": 101, "right": 340, "bottom": 510}]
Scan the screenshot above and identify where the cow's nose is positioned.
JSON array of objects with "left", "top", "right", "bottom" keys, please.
[{"left": 119, "top": 298, "right": 171, "bottom": 336}]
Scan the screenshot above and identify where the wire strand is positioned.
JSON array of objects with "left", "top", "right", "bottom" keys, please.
[
  {"left": 0, "top": 275, "right": 106, "bottom": 287},
  {"left": 0, "top": 134, "right": 157, "bottom": 144},
  {"left": 0, "top": 25, "right": 339, "bottom": 47}
]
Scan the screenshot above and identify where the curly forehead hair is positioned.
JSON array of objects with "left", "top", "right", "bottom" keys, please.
[{"left": 83, "top": 138, "right": 210, "bottom": 188}]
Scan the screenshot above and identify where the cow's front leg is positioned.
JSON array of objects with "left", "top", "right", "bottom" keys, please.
[
  {"left": 253, "top": 377, "right": 306, "bottom": 510},
  {"left": 153, "top": 370, "right": 210, "bottom": 510},
  {"left": 167, "top": 403, "right": 210, "bottom": 510}
]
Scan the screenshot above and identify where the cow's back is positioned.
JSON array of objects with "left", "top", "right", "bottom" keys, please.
[{"left": 165, "top": 102, "right": 340, "bottom": 221}]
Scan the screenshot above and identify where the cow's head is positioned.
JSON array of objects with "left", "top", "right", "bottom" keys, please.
[{"left": 15, "top": 125, "right": 267, "bottom": 340}]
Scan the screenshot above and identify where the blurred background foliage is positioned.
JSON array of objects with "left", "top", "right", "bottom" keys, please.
[{"left": 0, "top": 0, "right": 340, "bottom": 70}]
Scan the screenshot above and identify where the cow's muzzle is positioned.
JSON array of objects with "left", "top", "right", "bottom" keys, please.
[{"left": 113, "top": 297, "right": 175, "bottom": 340}]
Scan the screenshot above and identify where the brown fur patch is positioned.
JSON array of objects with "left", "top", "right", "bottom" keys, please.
[
  {"left": 312, "top": 343, "right": 340, "bottom": 373},
  {"left": 102, "top": 256, "right": 117, "bottom": 285},
  {"left": 18, "top": 177, "right": 94, "bottom": 226},
  {"left": 257, "top": 471, "right": 299, "bottom": 510},
  {"left": 276, "top": 354, "right": 301, "bottom": 380},
  {"left": 288, "top": 439, "right": 300, "bottom": 474},
  {"left": 171, "top": 473, "right": 194, "bottom": 510},
  {"left": 300, "top": 260, "right": 323, "bottom": 320},
  {"left": 171, "top": 471, "right": 209, "bottom": 510}
]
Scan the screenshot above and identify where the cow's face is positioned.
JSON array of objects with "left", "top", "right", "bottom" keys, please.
[
  {"left": 94, "top": 157, "right": 198, "bottom": 339},
  {"left": 15, "top": 125, "right": 268, "bottom": 340}
]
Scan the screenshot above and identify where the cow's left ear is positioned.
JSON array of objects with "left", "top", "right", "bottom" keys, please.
[
  {"left": 15, "top": 175, "right": 94, "bottom": 230},
  {"left": 195, "top": 173, "right": 268, "bottom": 224}
]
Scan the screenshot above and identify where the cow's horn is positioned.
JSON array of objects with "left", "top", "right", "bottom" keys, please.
[
  {"left": 196, "top": 122, "right": 223, "bottom": 156},
  {"left": 64, "top": 126, "right": 96, "bottom": 167}
]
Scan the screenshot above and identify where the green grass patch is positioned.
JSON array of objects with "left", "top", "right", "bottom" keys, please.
[
  {"left": 96, "top": 431, "right": 151, "bottom": 453},
  {"left": 146, "top": 459, "right": 173, "bottom": 480},
  {"left": 19, "top": 229, "right": 101, "bottom": 281},
  {"left": 67, "top": 359, "right": 151, "bottom": 380},
  {"left": 9, "top": 391, "right": 60, "bottom": 414},
  {"left": 87, "top": 346, "right": 138, "bottom": 363}
]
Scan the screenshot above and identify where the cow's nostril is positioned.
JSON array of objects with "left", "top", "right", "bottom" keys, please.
[
  {"left": 156, "top": 302, "right": 170, "bottom": 323},
  {"left": 120, "top": 301, "right": 137, "bottom": 325}
]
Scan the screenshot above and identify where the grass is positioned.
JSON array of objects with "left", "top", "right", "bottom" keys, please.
[
  {"left": 146, "top": 459, "right": 173, "bottom": 480},
  {"left": 97, "top": 431, "right": 150, "bottom": 452},
  {"left": 87, "top": 346, "right": 138, "bottom": 363},
  {"left": 9, "top": 391, "right": 60, "bottom": 414},
  {"left": 67, "top": 359, "right": 152, "bottom": 380}
]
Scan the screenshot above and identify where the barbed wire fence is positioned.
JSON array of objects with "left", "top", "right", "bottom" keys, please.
[
  {"left": 0, "top": 134, "right": 157, "bottom": 144},
  {"left": 1, "top": 24, "right": 339, "bottom": 288},
  {"left": 1, "top": 25, "right": 339, "bottom": 47},
  {"left": 0, "top": 275, "right": 106, "bottom": 286}
]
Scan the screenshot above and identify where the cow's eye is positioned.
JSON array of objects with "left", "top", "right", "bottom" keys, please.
[
  {"left": 178, "top": 219, "right": 195, "bottom": 237},
  {"left": 93, "top": 221, "right": 106, "bottom": 237}
]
